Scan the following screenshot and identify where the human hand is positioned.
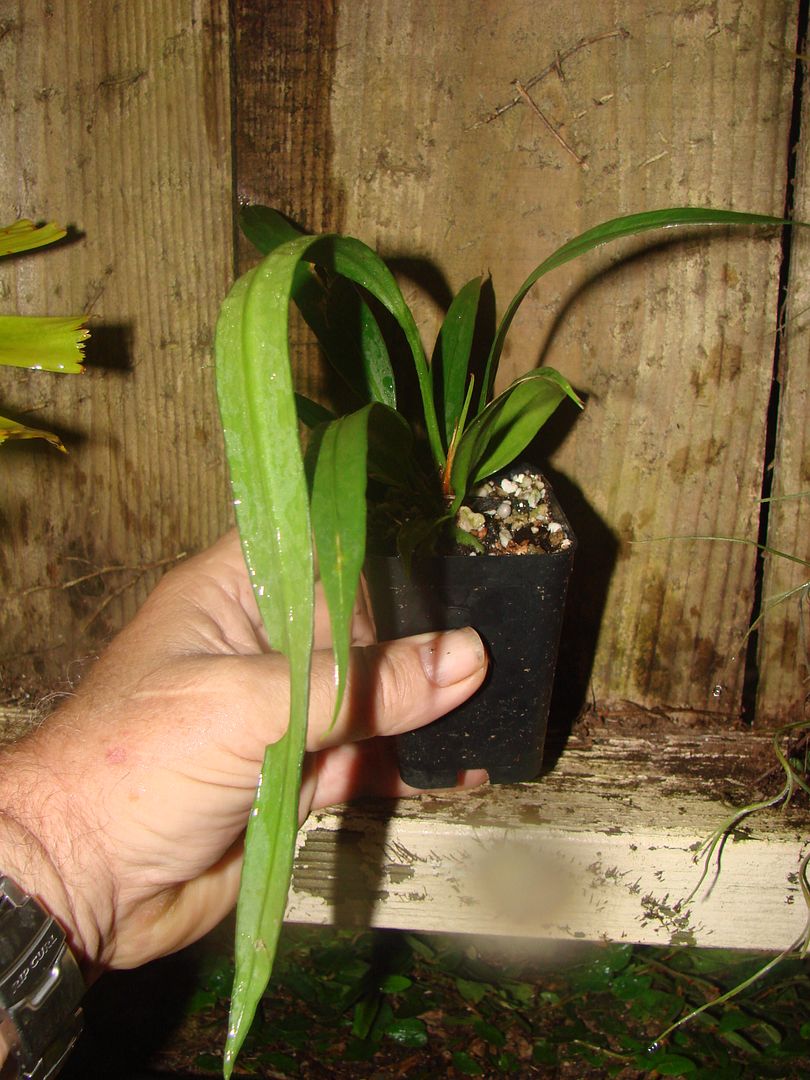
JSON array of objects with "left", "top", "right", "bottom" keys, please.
[{"left": 0, "top": 531, "right": 487, "bottom": 981}]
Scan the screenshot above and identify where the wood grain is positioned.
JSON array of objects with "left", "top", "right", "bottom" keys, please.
[
  {"left": 757, "top": 48, "right": 810, "bottom": 724},
  {"left": 287, "top": 720, "right": 808, "bottom": 949},
  {"left": 2, "top": 0, "right": 806, "bottom": 725},
  {"left": 322, "top": 0, "right": 798, "bottom": 718},
  {"left": 0, "top": 1, "right": 234, "bottom": 696}
]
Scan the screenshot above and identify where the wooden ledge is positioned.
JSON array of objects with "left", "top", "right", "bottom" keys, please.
[
  {"left": 3, "top": 704, "right": 805, "bottom": 950},
  {"left": 288, "top": 718, "right": 809, "bottom": 951}
]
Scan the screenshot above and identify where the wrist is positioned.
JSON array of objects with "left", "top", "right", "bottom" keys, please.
[{"left": 0, "top": 750, "right": 111, "bottom": 984}]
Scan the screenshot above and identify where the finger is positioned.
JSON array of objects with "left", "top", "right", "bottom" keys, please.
[
  {"left": 307, "top": 627, "right": 488, "bottom": 749},
  {"left": 149, "top": 628, "right": 486, "bottom": 770},
  {"left": 300, "top": 738, "right": 489, "bottom": 814}
]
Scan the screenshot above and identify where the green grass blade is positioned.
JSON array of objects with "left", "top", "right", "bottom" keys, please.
[
  {"left": 309, "top": 407, "right": 371, "bottom": 726},
  {"left": 431, "top": 276, "right": 482, "bottom": 447},
  {"left": 478, "top": 208, "right": 788, "bottom": 412},
  {"left": 761, "top": 489, "right": 810, "bottom": 503},
  {"left": 633, "top": 533, "right": 810, "bottom": 568},
  {"left": 215, "top": 238, "right": 319, "bottom": 1077},
  {"left": 745, "top": 581, "right": 810, "bottom": 642},
  {"left": 0, "top": 314, "right": 88, "bottom": 372}
]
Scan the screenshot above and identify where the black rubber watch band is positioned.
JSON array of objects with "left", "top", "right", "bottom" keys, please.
[{"left": 0, "top": 875, "right": 84, "bottom": 1079}]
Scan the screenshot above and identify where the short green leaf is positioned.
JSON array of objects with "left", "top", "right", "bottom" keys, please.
[
  {"left": 239, "top": 205, "right": 305, "bottom": 254},
  {"left": 385, "top": 1017, "right": 428, "bottom": 1047},
  {"left": 450, "top": 368, "right": 582, "bottom": 506},
  {"left": 365, "top": 404, "right": 414, "bottom": 488},
  {"left": 452, "top": 1051, "right": 485, "bottom": 1075},
  {"left": 474, "top": 1019, "right": 507, "bottom": 1047},
  {"left": 432, "top": 275, "right": 482, "bottom": 447},
  {"left": 295, "top": 392, "right": 336, "bottom": 428},
  {"left": 455, "top": 977, "right": 489, "bottom": 1004},
  {"left": 308, "top": 407, "right": 372, "bottom": 726},
  {"left": 651, "top": 1053, "right": 698, "bottom": 1075},
  {"left": 325, "top": 279, "right": 396, "bottom": 407}
]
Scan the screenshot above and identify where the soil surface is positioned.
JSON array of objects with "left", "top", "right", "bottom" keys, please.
[{"left": 453, "top": 468, "right": 574, "bottom": 556}]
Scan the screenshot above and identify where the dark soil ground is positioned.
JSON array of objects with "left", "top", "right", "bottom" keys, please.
[{"left": 60, "top": 923, "right": 810, "bottom": 1080}]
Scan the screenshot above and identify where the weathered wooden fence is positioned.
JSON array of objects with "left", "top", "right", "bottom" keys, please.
[{"left": 2, "top": 0, "right": 807, "bottom": 728}]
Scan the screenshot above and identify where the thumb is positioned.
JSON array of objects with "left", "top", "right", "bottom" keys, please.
[{"left": 307, "top": 627, "right": 488, "bottom": 749}]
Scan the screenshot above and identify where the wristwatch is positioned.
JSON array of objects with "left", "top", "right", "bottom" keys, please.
[{"left": 0, "top": 875, "right": 84, "bottom": 1079}]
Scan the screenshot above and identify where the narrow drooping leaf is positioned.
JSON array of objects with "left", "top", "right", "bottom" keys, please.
[
  {"left": 478, "top": 207, "right": 788, "bottom": 411},
  {"left": 0, "top": 219, "right": 66, "bottom": 257},
  {"left": 242, "top": 209, "right": 397, "bottom": 410},
  {"left": 215, "top": 238, "right": 321, "bottom": 1077},
  {"left": 0, "top": 415, "right": 66, "bottom": 451},
  {"left": 431, "top": 276, "right": 482, "bottom": 447},
  {"left": 308, "top": 407, "right": 372, "bottom": 725},
  {"left": 240, "top": 208, "right": 341, "bottom": 379},
  {"left": 0, "top": 314, "right": 88, "bottom": 372},
  {"left": 451, "top": 369, "right": 582, "bottom": 506}
]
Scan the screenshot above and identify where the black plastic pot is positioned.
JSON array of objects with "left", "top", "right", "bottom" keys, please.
[{"left": 365, "top": 474, "right": 575, "bottom": 788}]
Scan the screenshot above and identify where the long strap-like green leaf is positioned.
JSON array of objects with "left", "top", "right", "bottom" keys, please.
[
  {"left": 477, "top": 207, "right": 788, "bottom": 413},
  {"left": 215, "top": 240, "right": 320, "bottom": 1077},
  {"left": 307, "top": 407, "right": 371, "bottom": 726}
]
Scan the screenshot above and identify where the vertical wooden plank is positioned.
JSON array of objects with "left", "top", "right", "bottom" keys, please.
[
  {"left": 757, "top": 50, "right": 810, "bottom": 724},
  {"left": 233, "top": 0, "right": 342, "bottom": 245},
  {"left": 0, "top": 1, "right": 233, "bottom": 697},
  {"left": 324, "top": 0, "right": 797, "bottom": 715},
  {"left": 232, "top": 0, "right": 343, "bottom": 403}
]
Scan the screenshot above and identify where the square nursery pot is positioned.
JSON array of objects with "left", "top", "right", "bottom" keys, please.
[{"left": 364, "top": 466, "right": 575, "bottom": 788}]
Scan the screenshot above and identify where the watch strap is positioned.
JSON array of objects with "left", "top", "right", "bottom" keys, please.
[{"left": 0, "top": 875, "right": 84, "bottom": 1080}]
